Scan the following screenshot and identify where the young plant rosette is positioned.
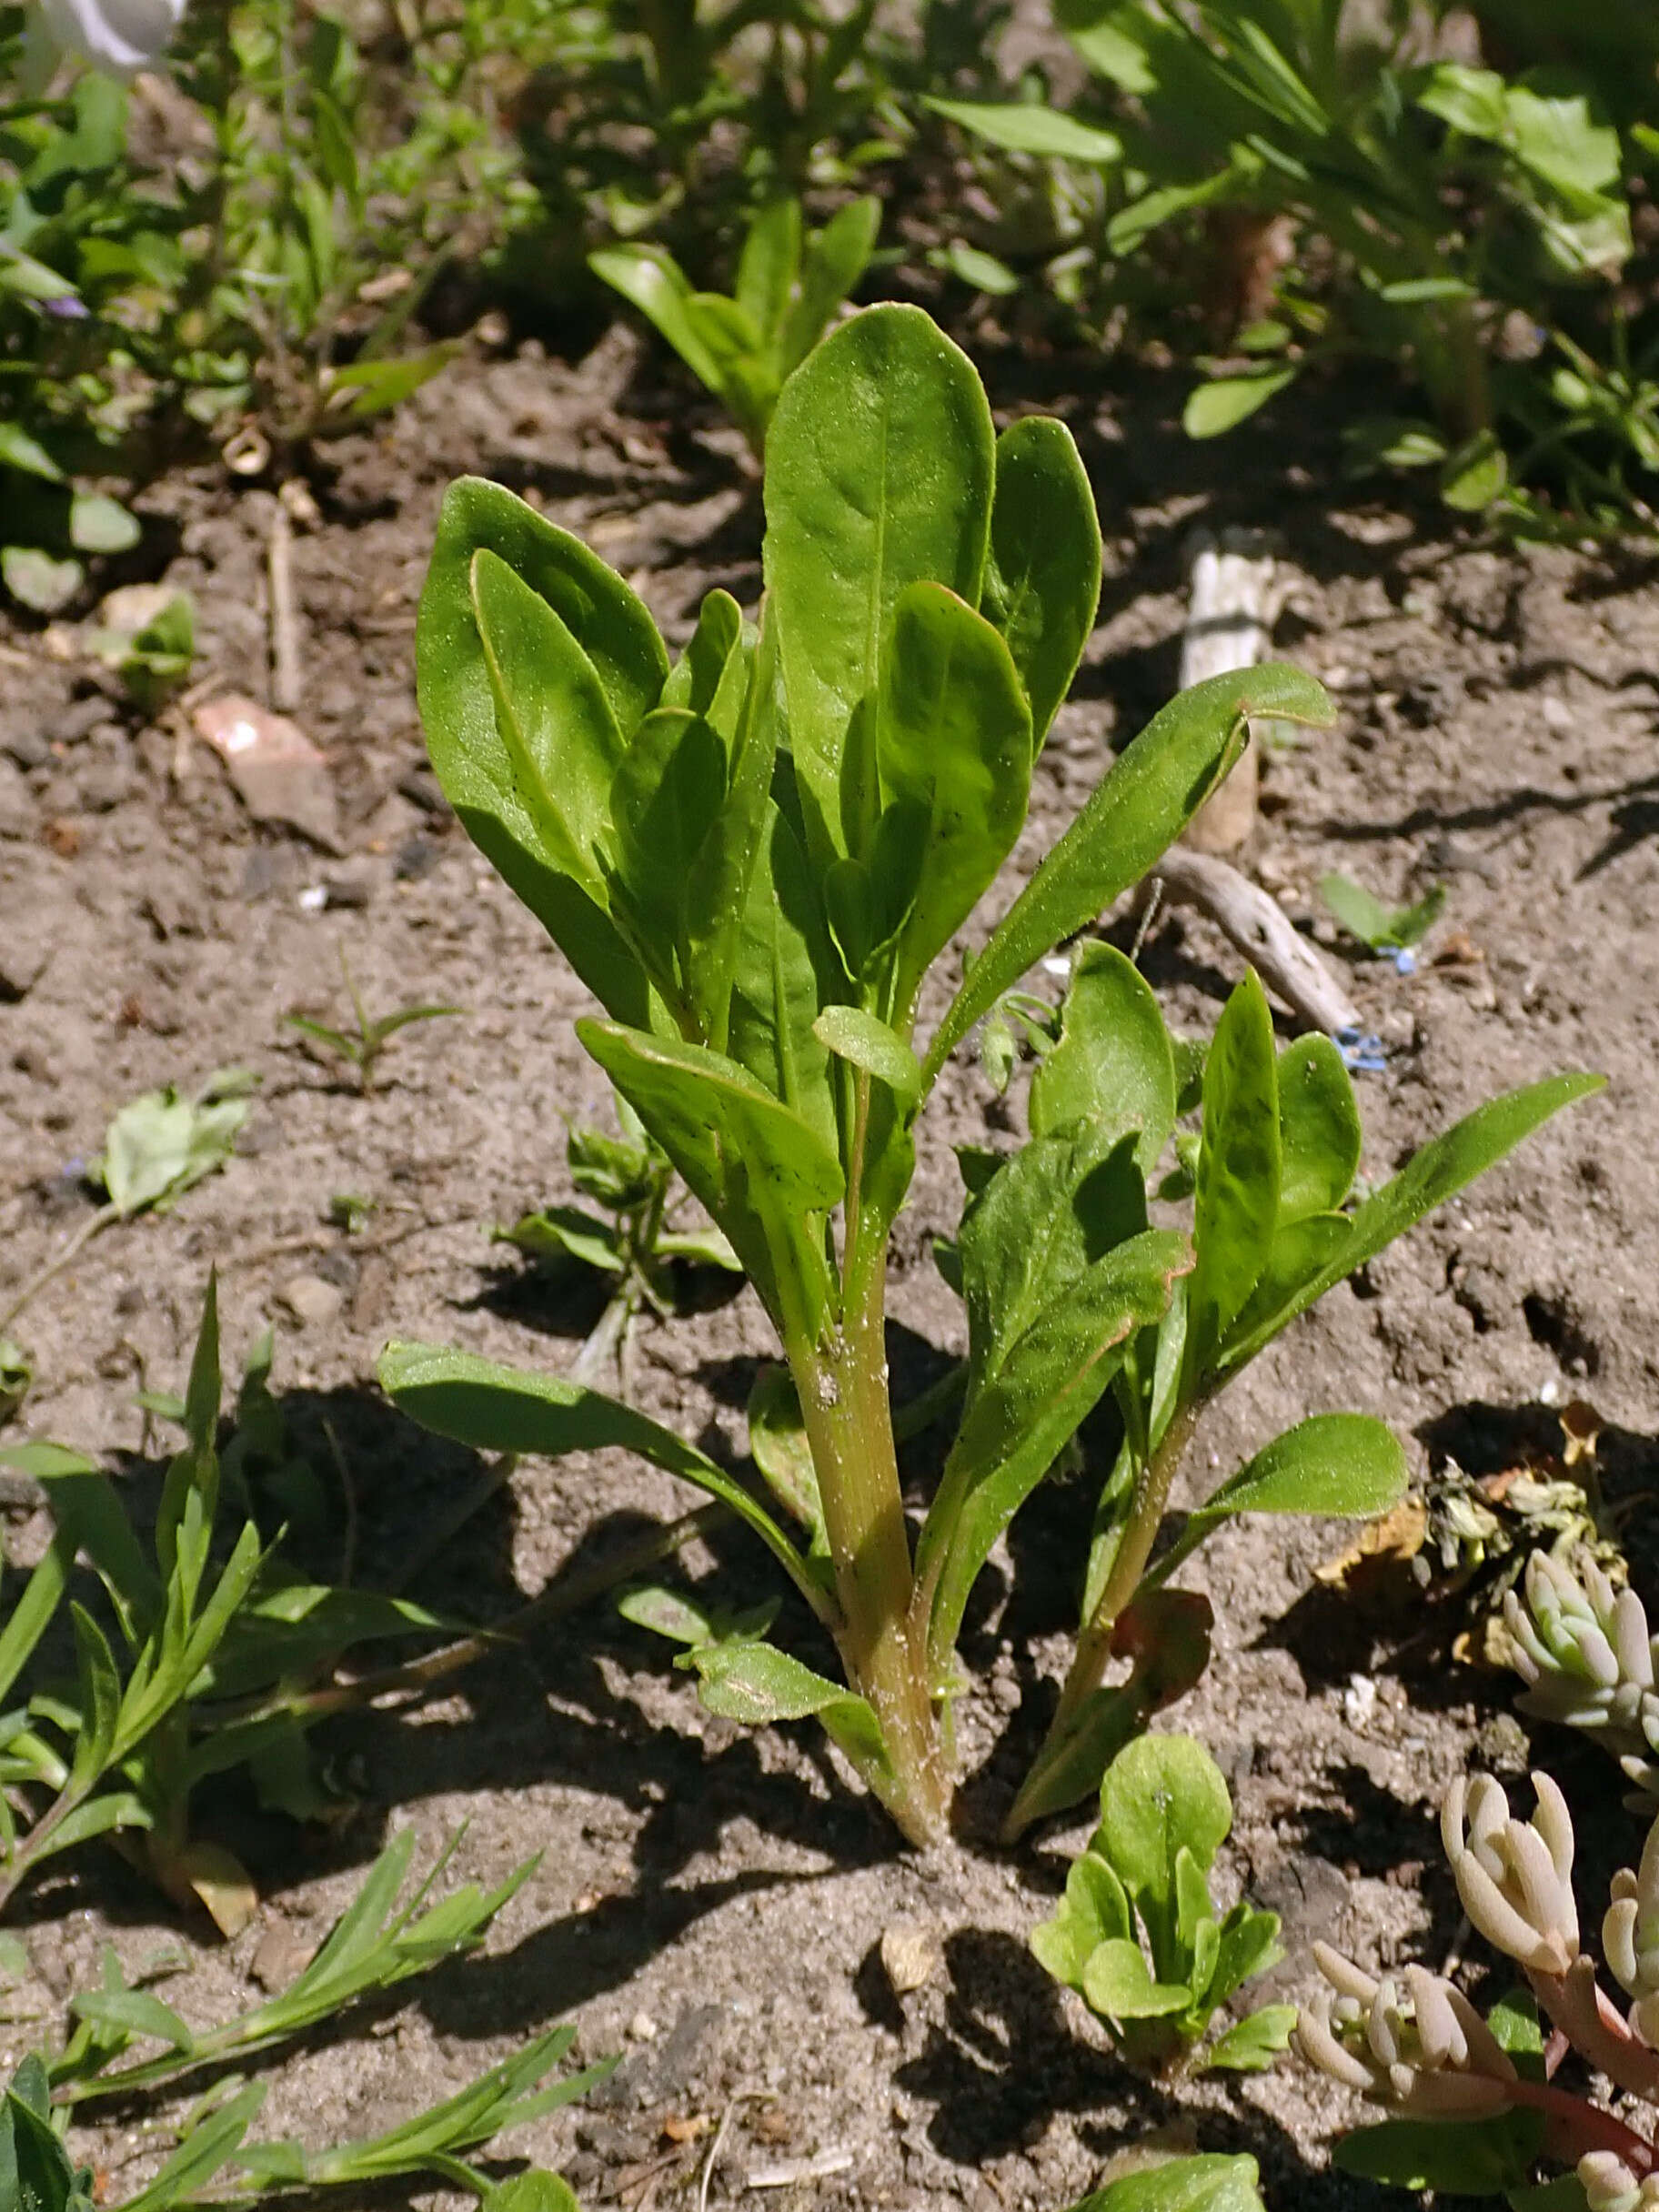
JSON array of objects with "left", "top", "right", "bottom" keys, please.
[{"left": 381, "top": 303, "right": 1598, "bottom": 1846}]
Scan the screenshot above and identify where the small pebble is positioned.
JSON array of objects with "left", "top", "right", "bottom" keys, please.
[
  {"left": 279, "top": 1272, "right": 345, "bottom": 1328},
  {"left": 880, "top": 1920, "right": 940, "bottom": 1996}
]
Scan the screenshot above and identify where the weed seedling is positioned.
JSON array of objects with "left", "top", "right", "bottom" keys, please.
[
  {"left": 1319, "top": 873, "right": 1446, "bottom": 964},
  {"left": 285, "top": 946, "right": 460, "bottom": 1092},
  {"left": 0, "top": 1281, "right": 441, "bottom": 1926},
  {"left": 0, "top": 1825, "right": 602, "bottom": 2208},
  {"left": 496, "top": 1095, "right": 739, "bottom": 1385},
  {"left": 590, "top": 196, "right": 880, "bottom": 457},
  {"left": 1034, "top": 1734, "right": 1295, "bottom": 2076},
  {"left": 0, "top": 1068, "right": 255, "bottom": 1336}
]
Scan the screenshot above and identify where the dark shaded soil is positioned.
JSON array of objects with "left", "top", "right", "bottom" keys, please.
[{"left": 2, "top": 324, "right": 1656, "bottom": 2211}]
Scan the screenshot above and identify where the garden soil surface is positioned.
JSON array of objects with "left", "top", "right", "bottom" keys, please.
[{"left": 3, "top": 325, "right": 1658, "bottom": 2212}]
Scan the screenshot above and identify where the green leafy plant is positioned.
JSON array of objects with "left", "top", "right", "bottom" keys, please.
[
  {"left": 496, "top": 1094, "right": 739, "bottom": 1383},
  {"left": 0, "top": 1068, "right": 256, "bottom": 1337},
  {"left": 1065, "top": 2157, "right": 1266, "bottom": 2212},
  {"left": 0, "top": 1336, "right": 31, "bottom": 1426},
  {"left": 1032, "top": 1733, "right": 1295, "bottom": 2074},
  {"left": 0, "top": 1825, "right": 601, "bottom": 2207},
  {"left": 992, "top": 946, "right": 1597, "bottom": 1837},
  {"left": 285, "top": 948, "right": 461, "bottom": 1093},
  {"left": 1302, "top": 1765, "right": 1659, "bottom": 2210},
  {"left": 590, "top": 194, "right": 880, "bottom": 455},
  {"left": 87, "top": 589, "right": 196, "bottom": 713},
  {"left": 377, "top": 301, "right": 1594, "bottom": 1847},
  {"left": 928, "top": 1, "right": 1644, "bottom": 526},
  {"left": 0, "top": 1280, "right": 441, "bottom": 1925},
  {"left": 0, "top": 55, "right": 150, "bottom": 613},
  {"left": 1319, "top": 872, "right": 1445, "bottom": 960}
]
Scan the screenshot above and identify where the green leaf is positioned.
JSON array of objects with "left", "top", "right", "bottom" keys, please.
[
  {"left": 1150, "top": 1415, "right": 1405, "bottom": 1595},
  {"left": 813, "top": 1006, "right": 921, "bottom": 1108},
  {"left": 417, "top": 477, "right": 667, "bottom": 1021},
  {"left": 4, "top": 2060, "right": 84, "bottom": 2212},
  {"left": 1203, "top": 2004, "right": 1296, "bottom": 2071},
  {"left": 1319, "top": 871, "right": 1445, "bottom": 953},
  {"left": 780, "top": 196, "right": 880, "bottom": 376},
  {"left": 484, "top": 2174, "right": 582, "bottom": 2212},
  {"left": 680, "top": 293, "right": 775, "bottom": 444},
  {"left": 606, "top": 708, "right": 729, "bottom": 1000},
  {"left": 1183, "top": 369, "right": 1297, "bottom": 438},
  {"left": 926, "top": 1227, "right": 1189, "bottom": 1661},
  {"left": 1274, "top": 1033, "right": 1360, "bottom": 1223},
  {"left": 764, "top": 305, "right": 996, "bottom": 859},
  {"left": 875, "top": 581, "right": 1032, "bottom": 1016},
  {"left": 1082, "top": 1939, "right": 1193, "bottom": 2018},
  {"left": 1440, "top": 428, "right": 1508, "bottom": 512},
  {"left": 746, "top": 1367, "right": 827, "bottom": 1544},
  {"left": 678, "top": 1639, "right": 892, "bottom": 1790},
  {"left": 955, "top": 1125, "right": 1151, "bottom": 1400},
  {"left": 378, "top": 1342, "right": 827, "bottom": 1622},
  {"left": 1095, "top": 1734, "right": 1232, "bottom": 1921},
  {"left": 735, "top": 199, "right": 803, "bottom": 349},
  {"left": 1509, "top": 2181, "right": 1591, "bottom": 2212},
  {"left": 1107, "top": 166, "right": 1256, "bottom": 255},
  {"left": 1031, "top": 1851, "right": 1133, "bottom": 1988},
  {"left": 0, "top": 1539, "right": 70, "bottom": 1709},
  {"left": 69, "top": 494, "right": 139, "bottom": 555},
  {"left": 660, "top": 588, "right": 747, "bottom": 740},
  {"left": 686, "top": 606, "right": 781, "bottom": 1051},
  {"left": 934, "top": 241, "right": 1021, "bottom": 296},
  {"left": 1334, "top": 2111, "right": 1545, "bottom": 2195},
  {"left": 1185, "top": 971, "right": 1279, "bottom": 1383},
  {"left": 1029, "top": 944, "right": 1177, "bottom": 1174},
  {"left": 327, "top": 344, "right": 462, "bottom": 419},
  {"left": 0, "top": 424, "right": 65, "bottom": 482},
  {"left": 589, "top": 245, "right": 729, "bottom": 393},
  {"left": 1007, "top": 1677, "right": 1160, "bottom": 1835},
  {"left": 1487, "top": 1987, "right": 1545, "bottom": 2066},
  {"left": 1220, "top": 1072, "right": 1604, "bottom": 1375},
  {"left": 926, "top": 97, "right": 1123, "bottom": 164},
  {"left": 70, "top": 1986, "right": 195, "bottom": 2053},
  {"left": 471, "top": 545, "right": 626, "bottom": 884},
  {"left": 618, "top": 1584, "right": 721, "bottom": 1644},
  {"left": 1342, "top": 417, "right": 1449, "bottom": 473},
  {"left": 494, "top": 1205, "right": 625, "bottom": 1278},
  {"left": 723, "top": 798, "right": 840, "bottom": 1161},
  {"left": 579, "top": 1017, "right": 843, "bottom": 1332},
  {"left": 922, "top": 664, "right": 1335, "bottom": 1086},
  {"left": 95, "top": 1083, "right": 249, "bottom": 1218},
  {"left": 124, "top": 2083, "right": 266, "bottom": 2211},
  {"left": 1206, "top": 1900, "right": 1283, "bottom": 2006},
  {"left": 1068, "top": 2155, "right": 1263, "bottom": 2212},
  {"left": 981, "top": 416, "right": 1101, "bottom": 753},
  {"left": 3, "top": 546, "right": 83, "bottom": 614},
  {"left": 68, "top": 1600, "right": 123, "bottom": 1781}
]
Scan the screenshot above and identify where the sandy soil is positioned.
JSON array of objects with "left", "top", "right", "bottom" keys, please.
[{"left": 1, "top": 324, "right": 1655, "bottom": 2212}]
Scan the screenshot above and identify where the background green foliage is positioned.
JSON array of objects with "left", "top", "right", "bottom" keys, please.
[{"left": 4, "top": 0, "right": 1655, "bottom": 608}]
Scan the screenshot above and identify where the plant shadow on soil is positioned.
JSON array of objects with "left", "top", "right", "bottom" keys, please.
[{"left": 878, "top": 1923, "right": 1399, "bottom": 2212}]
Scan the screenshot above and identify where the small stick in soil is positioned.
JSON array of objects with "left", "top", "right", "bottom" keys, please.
[
  {"left": 0, "top": 1202, "right": 119, "bottom": 1336},
  {"left": 221, "top": 1498, "right": 729, "bottom": 1726},
  {"left": 267, "top": 496, "right": 303, "bottom": 713},
  {"left": 699, "top": 2093, "right": 769, "bottom": 2212},
  {"left": 323, "top": 1416, "right": 358, "bottom": 1588},
  {"left": 1152, "top": 845, "right": 1360, "bottom": 1034}
]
